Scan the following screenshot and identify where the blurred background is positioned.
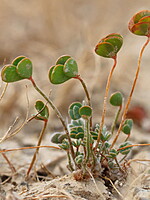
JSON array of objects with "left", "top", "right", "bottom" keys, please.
[{"left": 0, "top": 0, "right": 150, "bottom": 136}]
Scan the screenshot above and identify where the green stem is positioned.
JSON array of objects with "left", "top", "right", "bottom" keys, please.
[
  {"left": 111, "top": 105, "right": 122, "bottom": 135},
  {"left": 0, "top": 83, "right": 8, "bottom": 101},
  {"left": 29, "top": 77, "right": 75, "bottom": 160},
  {"left": 26, "top": 120, "right": 47, "bottom": 178},
  {"left": 85, "top": 118, "right": 91, "bottom": 163},
  {"left": 67, "top": 151, "right": 74, "bottom": 171},
  {"left": 125, "top": 134, "right": 130, "bottom": 142},
  {"left": 74, "top": 75, "right": 91, "bottom": 107},
  {"left": 114, "top": 157, "right": 123, "bottom": 172},
  {"left": 111, "top": 37, "right": 150, "bottom": 148},
  {"left": 83, "top": 145, "right": 87, "bottom": 158},
  {"left": 94, "top": 57, "right": 117, "bottom": 151},
  {"left": 91, "top": 148, "right": 96, "bottom": 170},
  {"left": 76, "top": 146, "right": 79, "bottom": 156},
  {"left": 74, "top": 75, "right": 92, "bottom": 128},
  {"left": 119, "top": 154, "right": 127, "bottom": 163}
]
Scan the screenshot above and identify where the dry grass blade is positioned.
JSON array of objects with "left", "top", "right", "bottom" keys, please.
[
  {"left": 0, "top": 83, "right": 8, "bottom": 101},
  {"left": 1, "top": 152, "right": 16, "bottom": 173},
  {"left": 127, "top": 159, "right": 150, "bottom": 165},
  {"left": 39, "top": 163, "right": 56, "bottom": 179},
  {"left": 87, "top": 168, "right": 106, "bottom": 200},
  {"left": 23, "top": 194, "right": 70, "bottom": 199},
  {"left": 124, "top": 167, "right": 150, "bottom": 199},
  {"left": 59, "top": 189, "right": 75, "bottom": 200},
  {"left": 0, "top": 85, "right": 29, "bottom": 143},
  {"left": 27, "top": 101, "right": 48, "bottom": 123},
  {"left": 0, "top": 86, "right": 29, "bottom": 143},
  {"left": 102, "top": 176, "right": 124, "bottom": 199},
  {"left": 0, "top": 117, "right": 19, "bottom": 143}
]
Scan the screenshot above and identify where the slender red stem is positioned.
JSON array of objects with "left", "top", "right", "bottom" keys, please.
[
  {"left": 74, "top": 75, "right": 91, "bottom": 107},
  {"left": 117, "top": 143, "right": 150, "bottom": 151},
  {"left": 0, "top": 145, "right": 61, "bottom": 153},
  {"left": 111, "top": 36, "right": 150, "bottom": 148},
  {"left": 94, "top": 57, "right": 117, "bottom": 151}
]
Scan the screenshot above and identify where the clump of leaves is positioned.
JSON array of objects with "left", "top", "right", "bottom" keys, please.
[
  {"left": 1, "top": 10, "right": 150, "bottom": 181},
  {"left": 128, "top": 10, "right": 150, "bottom": 37}
]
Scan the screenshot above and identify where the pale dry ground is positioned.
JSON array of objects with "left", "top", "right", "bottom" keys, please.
[{"left": 0, "top": 1, "right": 150, "bottom": 199}]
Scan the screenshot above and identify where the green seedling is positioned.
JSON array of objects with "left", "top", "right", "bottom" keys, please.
[
  {"left": 110, "top": 92, "right": 123, "bottom": 135},
  {"left": 69, "top": 102, "right": 82, "bottom": 120},
  {"left": 128, "top": 10, "right": 150, "bottom": 36},
  {"left": 1, "top": 10, "right": 150, "bottom": 181},
  {"left": 122, "top": 119, "right": 133, "bottom": 135},
  {"left": 95, "top": 33, "right": 123, "bottom": 58},
  {"left": 109, "top": 92, "right": 123, "bottom": 107},
  {"left": 94, "top": 33, "right": 123, "bottom": 151},
  {"left": 2, "top": 56, "right": 32, "bottom": 82},
  {"left": 49, "top": 55, "right": 91, "bottom": 107}
]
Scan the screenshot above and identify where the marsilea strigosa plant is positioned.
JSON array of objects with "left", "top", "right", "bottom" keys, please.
[{"left": 1, "top": 10, "right": 150, "bottom": 180}]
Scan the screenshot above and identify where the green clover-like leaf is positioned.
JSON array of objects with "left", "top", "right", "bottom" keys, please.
[
  {"left": 95, "top": 33, "right": 123, "bottom": 58},
  {"left": 69, "top": 126, "right": 84, "bottom": 139},
  {"left": 122, "top": 119, "right": 133, "bottom": 135},
  {"left": 139, "top": 16, "right": 150, "bottom": 23},
  {"left": 73, "top": 105, "right": 81, "bottom": 119},
  {"left": 79, "top": 106, "right": 92, "bottom": 119},
  {"left": 12, "top": 55, "right": 26, "bottom": 66},
  {"left": 105, "top": 33, "right": 123, "bottom": 39},
  {"left": 104, "top": 35, "right": 123, "bottom": 53},
  {"left": 48, "top": 65, "right": 55, "bottom": 83},
  {"left": 107, "top": 149, "right": 119, "bottom": 159},
  {"left": 17, "top": 58, "right": 32, "bottom": 78},
  {"left": 1, "top": 64, "right": 24, "bottom": 83},
  {"left": 56, "top": 55, "right": 71, "bottom": 65},
  {"left": 35, "top": 100, "right": 49, "bottom": 121},
  {"left": 1, "top": 55, "right": 33, "bottom": 83},
  {"left": 51, "top": 133, "right": 62, "bottom": 144},
  {"left": 122, "top": 124, "right": 131, "bottom": 135},
  {"left": 90, "top": 131, "right": 98, "bottom": 140},
  {"left": 64, "top": 58, "right": 78, "bottom": 78},
  {"left": 75, "top": 155, "right": 84, "bottom": 164},
  {"left": 133, "top": 10, "right": 150, "bottom": 24},
  {"left": 49, "top": 64, "right": 71, "bottom": 84},
  {"left": 100, "top": 131, "right": 111, "bottom": 142},
  {"left": 70, "top": 132, "right": 76, "bottom": 138},
  {"left": 57, "top": 134, "right": 67, "bottom": 143},
  {"left": 69, "top": 102, "right": 82, "bottom": 120},
  {"left": 118, "top": 141, "right": 132, "bottom": 155},
  {"left": 72, "top": 139, "right": 82, "bottom": 147},
  {"left": 110, "top": 92, "right": 123, "bottom": 106},
  {"left": 124, "top": 119, "right": 133, "bottom": 128},
  {"left": 76, "top": 132, "right": 84, "bottom": 139},
  {"left": 59, "top": 139, "right": 69, "bottom": 150},
  {"left": 49, "top": 56, "right": 79, "bottom": 84},
  {"left": 128, "top": 10, "right": 150, "bottom": 36},
  {"left": 95, "top": 42, "right": 115, "bottom": 58}
]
